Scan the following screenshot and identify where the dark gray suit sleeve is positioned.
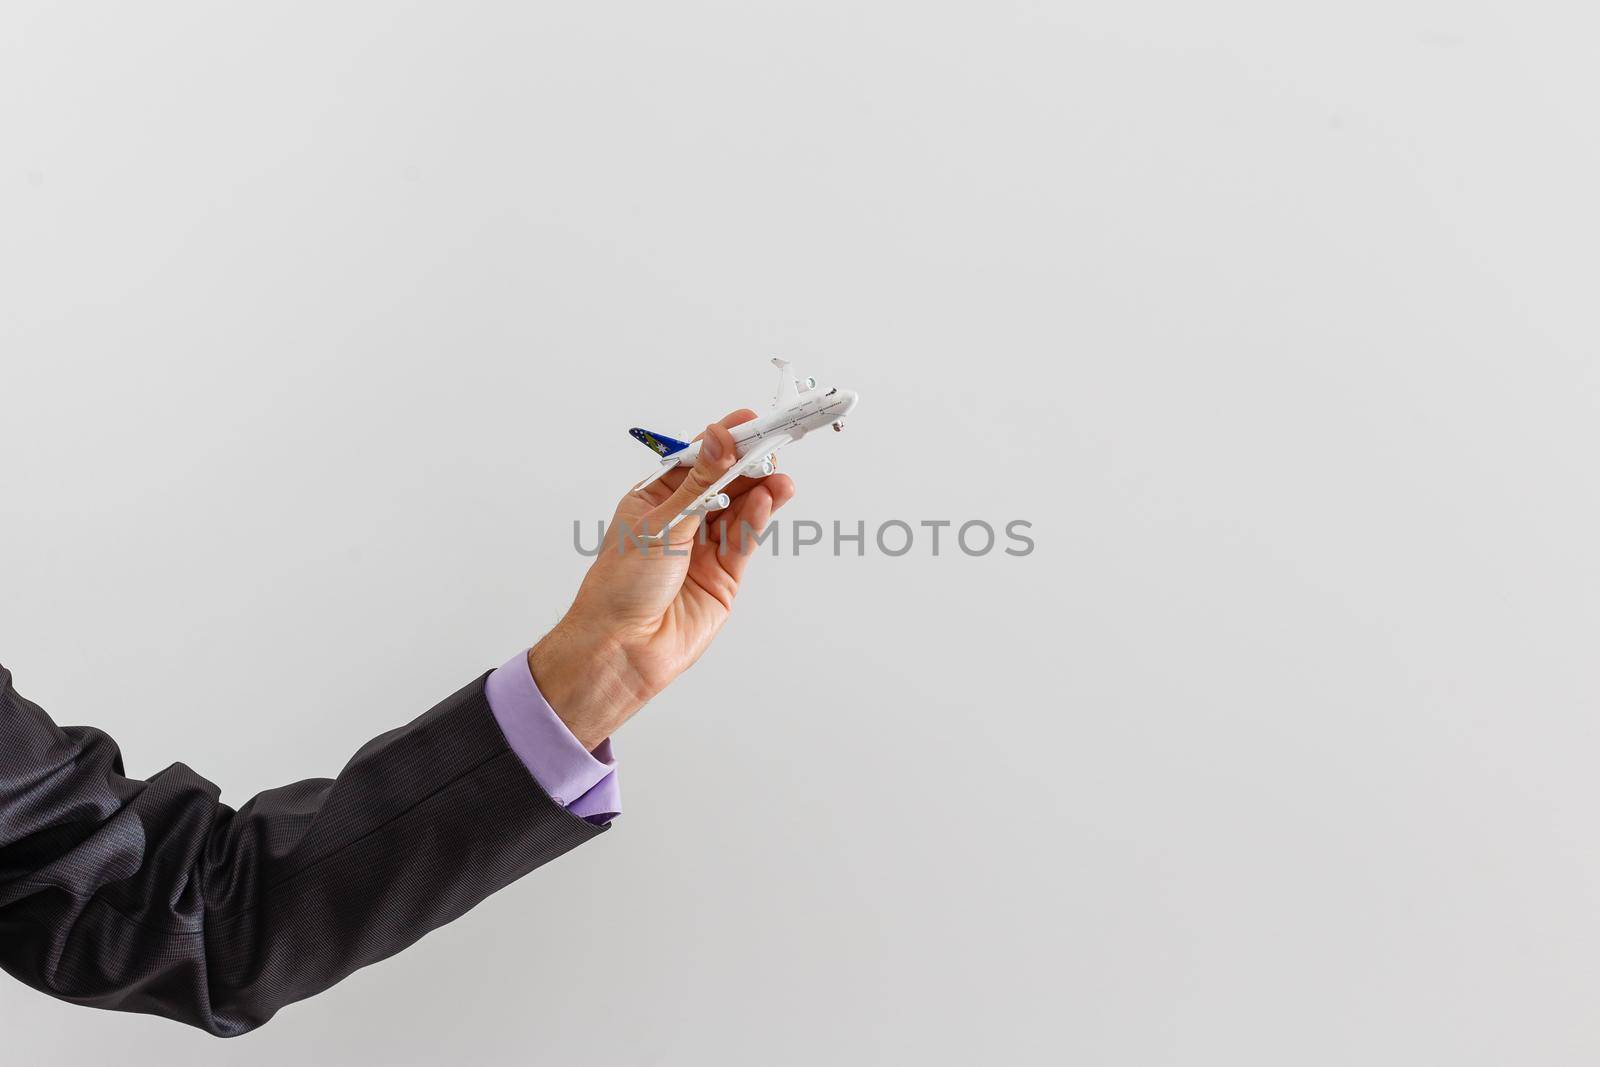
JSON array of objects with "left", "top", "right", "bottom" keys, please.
[{"left": 0, "top": 663, "right": 605, "bottom": 1037}]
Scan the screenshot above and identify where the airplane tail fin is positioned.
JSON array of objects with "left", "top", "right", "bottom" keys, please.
[{"left": 629, "top": 427, "right": 691, "bottom": 457}]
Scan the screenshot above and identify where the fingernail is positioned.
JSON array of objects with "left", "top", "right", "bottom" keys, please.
[{"left": 703, "top": 425, "right": 722, "bottom": 461}]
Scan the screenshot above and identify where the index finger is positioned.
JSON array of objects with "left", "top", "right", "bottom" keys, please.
[
  {"left": 690, "top": 409, "right": 759, "bottom": 440},
  {"left": 659, "top": 408, "right": 774, "bottom": 497}
]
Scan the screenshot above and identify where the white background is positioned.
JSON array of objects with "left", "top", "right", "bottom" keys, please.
[{"left": 3, "top": 2, "right": 1598, "bottom": 1063}]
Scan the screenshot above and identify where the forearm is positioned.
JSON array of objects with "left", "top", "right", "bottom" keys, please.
[{"left": 0, "top": 666, "right": 601, "bottom": 1036}]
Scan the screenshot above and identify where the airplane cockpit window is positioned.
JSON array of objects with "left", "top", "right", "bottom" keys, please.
[{"left": 826, "top": 387, "right": 837, "bottom": 396}]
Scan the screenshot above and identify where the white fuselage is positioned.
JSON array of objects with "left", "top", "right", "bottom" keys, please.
[{"left": 658, "top": 388, "right": 859, "bottom": 469}]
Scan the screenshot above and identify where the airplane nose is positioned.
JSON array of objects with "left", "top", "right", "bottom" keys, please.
[{"left": 838, "top": 389, "right": 859, "bottom": 414}]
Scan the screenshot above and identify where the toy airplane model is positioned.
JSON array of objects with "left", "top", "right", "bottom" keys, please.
[{"left": 630, "top": 359, "right": 859, "bottom": 531}]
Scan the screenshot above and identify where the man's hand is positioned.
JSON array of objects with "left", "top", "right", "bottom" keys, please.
[{"left": 529, "top": 408, "right": 796, "bottom": 748}]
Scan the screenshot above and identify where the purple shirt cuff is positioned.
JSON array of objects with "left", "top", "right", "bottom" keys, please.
[{"left": 484, "top": 650, "right": 621, "bottom": 824}]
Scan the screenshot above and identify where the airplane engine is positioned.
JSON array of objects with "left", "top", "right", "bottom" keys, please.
[
  {"left": 803, "top": 375, "right": 817, "bottom": 391},
  {"left": 752, "top": 453, "right": 778, "bottom": 477}
]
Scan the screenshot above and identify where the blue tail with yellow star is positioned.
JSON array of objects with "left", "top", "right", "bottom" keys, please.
[{"left": 628, "top": 427, "right": 691, "bottom": 457}]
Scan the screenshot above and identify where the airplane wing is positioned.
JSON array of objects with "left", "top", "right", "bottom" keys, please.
[
  {"left": 663, "top": 463, "right": 744, "bottom": 532},
  {"left": 770, "top": 357, "right": 800, "bottom": 408},
  {"left": 661, "top": 435, "right": 793, "bottom": 531},
  {"left": 631, "top": 462, "right": 675, "bottom": 493}
]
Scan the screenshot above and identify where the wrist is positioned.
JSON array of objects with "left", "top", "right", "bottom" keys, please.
[{"left": 527, "top": 619, "right": 650, "bottom": 750}]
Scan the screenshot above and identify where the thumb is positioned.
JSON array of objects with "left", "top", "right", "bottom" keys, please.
[{"left": 646, "top": 423, "right": 738, "bottom": 539}]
